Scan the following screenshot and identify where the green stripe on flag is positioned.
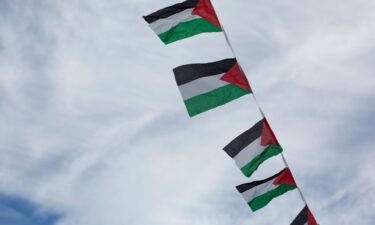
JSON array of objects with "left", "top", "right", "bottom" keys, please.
[
  {"left": 249, "top": 184, "right": 296, "bottom": 212},
  {"left": 184, "top": 84, "right": 250, "bottom": 117},
  {"left": 240, "top": 145, "right": 283, "bottom": 177},
  {"left": 158, "top": 18, "right": 222, "bottom": 44}
]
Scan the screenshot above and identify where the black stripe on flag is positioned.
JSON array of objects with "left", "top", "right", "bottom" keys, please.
[
  {"left": 174, "top": 58, "right": 236, "bottom": 86},
  {"left": 223, "top": 119, "right": 264, "bottom": 158},
  {"left": 236, "top": 168, "right": 286, "bottom": 193},
  {"left": 143, "top": 0, "right": 199, "bottom": 24},
  {"left": 291, "top": 205, "right": 308, "bottom": 225}
]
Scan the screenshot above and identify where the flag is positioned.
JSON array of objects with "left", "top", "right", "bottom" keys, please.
[
  {"left": 291, "top": 205, "right": 318, "bottom": 225},
  {"left": 223, "top": 118, "right": 283, "bottom": 177},
  {"left": 173, "top": 58, "right": 252, "bottom": 117},
  {"left": 236, "top": 168, "right": 297, "bottom": 212},
  {"left": 143, "top": 0, "right": 222, "bottom": 44}
]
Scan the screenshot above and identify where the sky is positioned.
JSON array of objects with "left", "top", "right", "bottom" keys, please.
[
  {"left": 0, "top": 0, "right": 374, "bottom": 224},
  {"left": 0, "top": 194, "right": 61, "bottom": 225}
]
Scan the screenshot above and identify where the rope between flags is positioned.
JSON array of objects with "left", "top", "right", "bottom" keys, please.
[{"left": 219, "top": 7, "right": 310, "bottom": 207}]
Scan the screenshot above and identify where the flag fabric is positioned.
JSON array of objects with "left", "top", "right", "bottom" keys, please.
[
  {"left": 236, "top": 168, "right": 297, "bottom": 212},
  {"left": 291, "top": 205, "right": 318, "bottom": 225},
  {"left": 143, "top": 0, "right": 222, "bottom": 44},
  {"left": 223, "top": 118, "right": 283, "bottom": 177},
  {"left": 173, "top": 58, "right": 252, "bottom": 117}
]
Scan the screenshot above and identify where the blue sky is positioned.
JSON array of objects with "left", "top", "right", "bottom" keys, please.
[
  {"left": 0, "top": 0, "right": 374, "bottom": 224},
  {"left": 0, "top": 194, "right": 61, "bottom": 225}
]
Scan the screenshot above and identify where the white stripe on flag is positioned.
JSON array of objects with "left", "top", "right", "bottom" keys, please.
[
  {"left": 233, "top": 137, "right": 266, "bottom": 168},
  {"left": 178, "top": 73, "right": 226, "bottom": 100},
  {"left": 149, "top": 9, "right": 201, "bottom": 34},
  {"left": 241, "top": 178, "right": 278, "bottom": 202}
]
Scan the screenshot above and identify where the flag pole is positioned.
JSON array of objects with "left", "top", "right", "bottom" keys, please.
[{"left": 216, "top": 3, "right": 309, "bottom": 207}]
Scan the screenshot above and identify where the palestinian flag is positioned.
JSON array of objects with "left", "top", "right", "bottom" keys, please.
[
  {"left": 223, "top": 118, "right": 283, "bottom": 177},
  {"left": 236, "top": 168, "right": 297, "bottom": 212},
  {"left": 143, "top": 0, "right": 222, "bottom": 44},
  {"left": 291, "top": 205, "right": 318, "bottom": 225},
  {"left": 173, "top": 58, "right": 252, "bottom": 117}
]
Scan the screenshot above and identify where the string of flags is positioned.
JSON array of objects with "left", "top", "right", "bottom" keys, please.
[{"left": 143, "top": 0, "right": 318, "bottom": 224}]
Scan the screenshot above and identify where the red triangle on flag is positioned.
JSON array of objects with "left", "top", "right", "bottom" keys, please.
[
  {"left": 192, "top": 0, "right": 221, "bottom": 27},
  {"left": 260, "top": 118, "right": 279, "bottom": 146},
  {"left": 220, "top": 63, "right": 252, "bottom": 91},
  {"left": 273, "top": 168, "right": 297, "bottom": 186},
  {"left": 307, "top": 208, "right": 318, "bottom": 225}
]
